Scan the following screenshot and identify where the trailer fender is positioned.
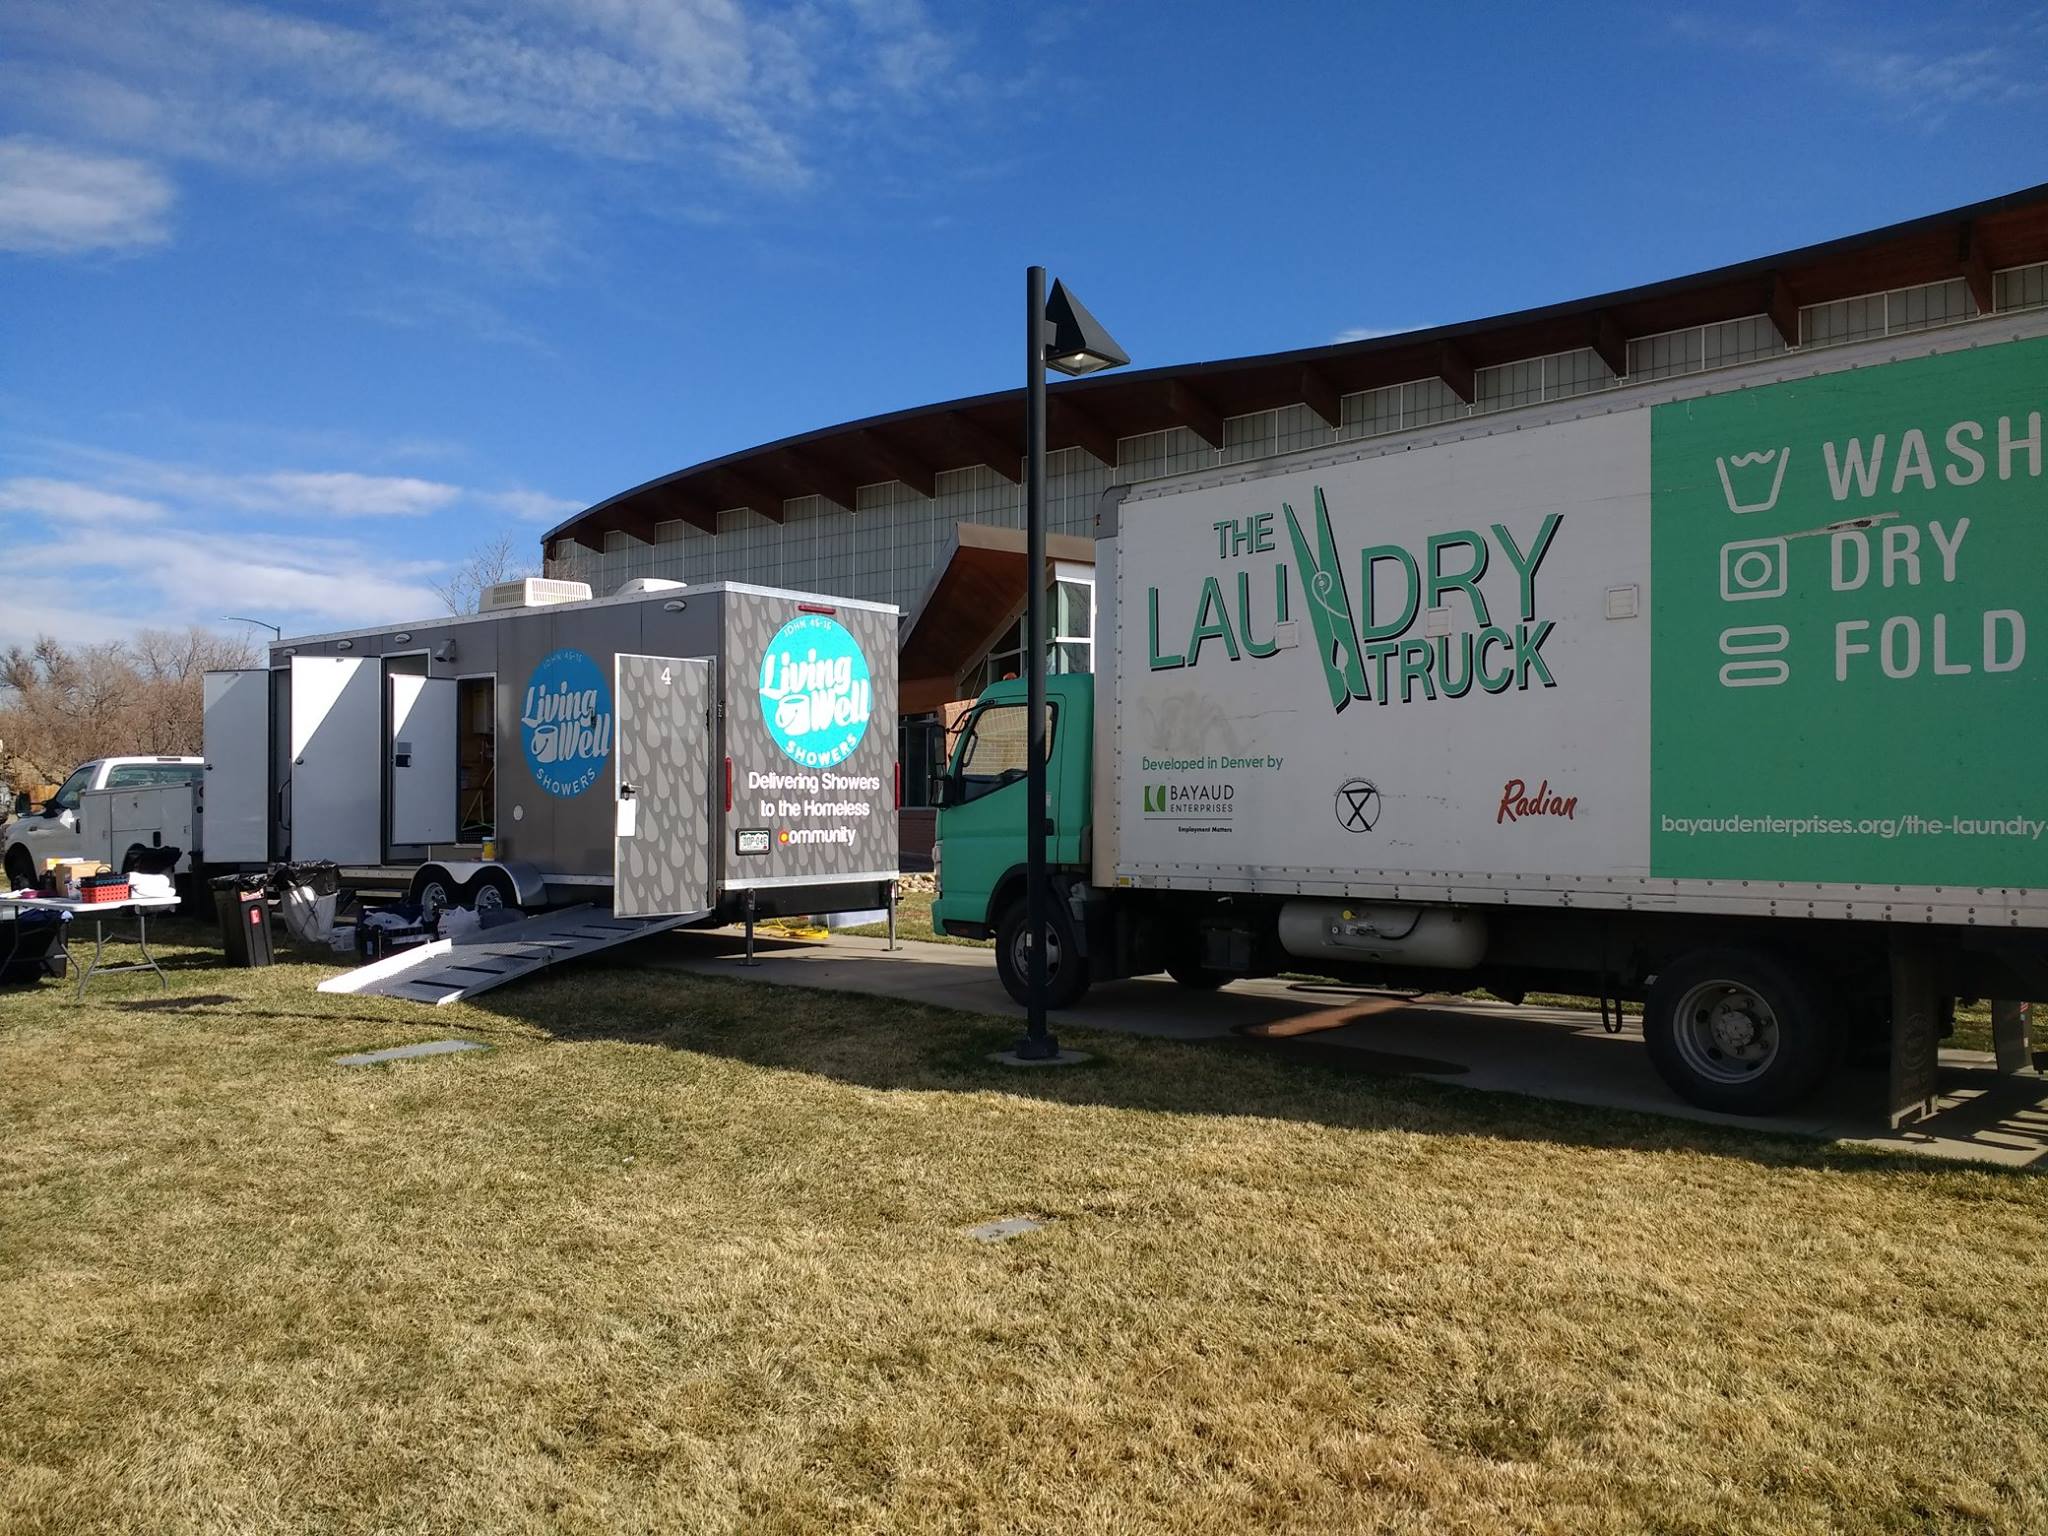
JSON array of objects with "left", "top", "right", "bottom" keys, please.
[{"left": 411, "top": 859, "right": 548, "bottom": 912}]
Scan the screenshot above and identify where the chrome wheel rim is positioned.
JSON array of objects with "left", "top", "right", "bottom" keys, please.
[
  {"left": 1673, "top": 979, "right": 1780, "bottom": 1083},
  {"left": 416, "top": 880, "right": 451, "bottom": 920},
  {"left": 1010, "top": 922, "right": 1063, "bottom": 982},
  {"left": 472, "top": 883, "right": 505, "bottom": 914}
]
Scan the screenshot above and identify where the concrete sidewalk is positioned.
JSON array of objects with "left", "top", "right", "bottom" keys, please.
[{"left": 652, "top": 929, "right": 2048, "bottom": 1169}]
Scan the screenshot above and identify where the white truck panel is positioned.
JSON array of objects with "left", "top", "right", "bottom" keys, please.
[
  {"left": 1104, "top": 312, "right": 2048, "bottom": 928},
  {"left": 1114, "top": 410, "right": 1649, "bottom": 883}
]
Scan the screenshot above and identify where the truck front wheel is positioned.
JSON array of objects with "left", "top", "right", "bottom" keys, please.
[
  {"left": 1645, "top": 948, "right": 1835, "bottom": 1115},
  {"left": 995, "top": 896, "right": 1090, "bottom": 1010}
]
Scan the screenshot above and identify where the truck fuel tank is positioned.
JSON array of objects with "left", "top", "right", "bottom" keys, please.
[{"left": 1276, "top": 900, "right": 1487, "bottom": 970}]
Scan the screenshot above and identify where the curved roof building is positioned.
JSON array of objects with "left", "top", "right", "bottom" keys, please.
[{"left": 545, "top": 182, "right": 2048, "bottom": 731}]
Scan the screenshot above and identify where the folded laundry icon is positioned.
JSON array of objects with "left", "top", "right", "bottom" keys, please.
[{"left": 1716, "top": 448, "right": 1791, "bottom": 515}]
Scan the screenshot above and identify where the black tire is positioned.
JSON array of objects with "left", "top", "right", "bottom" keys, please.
[
  {"left": 994, "top": 894, "right": 1090, "bottom": 1010},
  {"left": 409, "top": 869, "right": 457, "bottom": 922},
  {"left": 465, "top": 867, "right": 519, "bottom": 917},
  {"left": 1645, "top": 948, "right": 1836, "bottom": 1115},
  {"left": 1166, "top": 960, "right": 1230, "bottom": 990},
  {"left": 5, "top": 845, "right": 36, "bottom": 891}
]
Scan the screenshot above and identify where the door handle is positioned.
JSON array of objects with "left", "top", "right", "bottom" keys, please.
[{"left": 619, "top": 783, "right": 637, "bottom": 798}]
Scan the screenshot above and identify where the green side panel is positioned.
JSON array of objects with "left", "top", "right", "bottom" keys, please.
[{"left": 1651, "top": 335, "right": 2048, "bottom": 885}]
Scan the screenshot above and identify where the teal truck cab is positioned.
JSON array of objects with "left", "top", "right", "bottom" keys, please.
[
  {"left": 930, "top": 675, "right": 1096, "bottom": 1005},
  {"left": 931, "top": 672, "right": 1219, "bottom": 1009}
]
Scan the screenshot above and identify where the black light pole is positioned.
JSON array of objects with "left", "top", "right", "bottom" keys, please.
[{"left": 1015, "top": 267, "right": 1129, "bottom": 1061}]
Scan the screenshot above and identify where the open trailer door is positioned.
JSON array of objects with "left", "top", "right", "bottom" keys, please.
[
  {"left": 290, "top": 655, "right": 381, "bottom": 864},
  {"left": 389, "top": 674, "right": 457, "bottom": 845},
  {"left": 612, "top": 654, "right": 712, "bottom": 918},
  {"left": 202, "top": 669, "right": 271, "bottom": 864}
]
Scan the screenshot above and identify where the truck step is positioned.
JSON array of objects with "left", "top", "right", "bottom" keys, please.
[{"left": 316, "top": 903, "right": 705, "bottom": 1005}]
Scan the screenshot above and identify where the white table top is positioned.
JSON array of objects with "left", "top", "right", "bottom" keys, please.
[{"left": 0, "top": 893, "right": 183, "bottom": 914}]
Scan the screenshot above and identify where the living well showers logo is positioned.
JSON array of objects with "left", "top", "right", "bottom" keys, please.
[
  {"left": 759, "top": 614, "right": 873, "bottom": 769},
  {"left": 522, "top": 648, "right": 613, "bottom": 797}
]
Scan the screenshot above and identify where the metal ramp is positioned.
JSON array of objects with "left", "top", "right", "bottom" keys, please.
[{"left": 317, "top": 903, "right": 705, "bottom": 1006}]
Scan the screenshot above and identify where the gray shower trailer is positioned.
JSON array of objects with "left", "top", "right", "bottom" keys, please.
[{"left": 202, "top": 581, "right": 899, "bottom": 923}]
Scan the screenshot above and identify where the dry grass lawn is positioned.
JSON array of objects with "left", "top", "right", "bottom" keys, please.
[{"left": 3, "top": 920, "right": 2045, "bottom": 1534}]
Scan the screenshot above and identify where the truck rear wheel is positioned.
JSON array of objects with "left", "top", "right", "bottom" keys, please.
[
  {"left": 995, "top": 897, "right": 1090, "bottom": 1010},
  {"left": 5, "top": 846, "right": 35, "bottom": 892},
  {"left": 1645, "top": 948, "right": 1835, "bottom": 1115},
  {"left": 1166, "top": 961, "right": 1230, "bottom": 990}
]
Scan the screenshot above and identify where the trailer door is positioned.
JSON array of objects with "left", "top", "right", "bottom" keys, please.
[
  {"left": 389, "top": 674, "right": 458, "bottom": 844},
  {"left": 203, "top": 669, "right": 271, "bottom": 864},
  {"left": 612, "top": 653, "right": 712, "bottom": 917},
  {"left": 290, "top": 655, "right": 381, "bottom": 864}
]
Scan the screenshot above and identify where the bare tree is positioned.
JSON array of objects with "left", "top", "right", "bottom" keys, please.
[
  {"left": 435, "top": 532, "right": 537, "bottom": 615},
  {"left": 0, "top": 626, "right": 254, "bottom": 792}
]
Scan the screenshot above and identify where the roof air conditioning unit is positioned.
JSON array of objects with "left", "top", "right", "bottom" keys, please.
[
  {"left": 481, "top": 577, "right": 592, "bottom": 612},
  {"left": 616, "top": 577, "right": 687, "bottom": 596}
]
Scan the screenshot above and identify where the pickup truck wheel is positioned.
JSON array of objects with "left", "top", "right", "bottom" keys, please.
[
  {"left": 1166, "top": 961, "right": 1230, "bottom": 990},
  {"left": 995, "top": 897, "right": 1090, "bottom": 1010},
  {"left": 5, "top": 846, "right": 35, "bottom": 892},
  {"left": 1645, "top": 949, "right": 1835, "bottom": 1115}
]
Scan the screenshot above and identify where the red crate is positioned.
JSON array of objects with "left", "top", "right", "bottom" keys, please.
[{"left": 80, "top": 879, "right": 130, "bottom": 904}]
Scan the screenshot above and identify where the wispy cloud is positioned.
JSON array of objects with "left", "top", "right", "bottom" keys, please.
[
  {"left": 0, "top": 136, "right": 173, "bottom": 253},
  {"left": 479, "top": 488, "right": 585, "bottom": 522},
  {"left": 0, "top": 451, "right": 579, "bottom": 644},
  {"left": 1668, "top": 11, "right": 2047, "bottom": 126},
  {"left": 1331, "top": 325, "right": 1421, "bottom": 345},
  {"left": 1, "top": 0, "right": 984, "bottom": 274}
]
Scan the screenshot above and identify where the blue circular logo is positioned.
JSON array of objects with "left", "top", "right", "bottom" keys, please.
[
  {"left": 759, "top": 615, "right": 872, "bottom": 769},
  {"left": 520, "top": 648, "right": 613, "bottom": 797}
]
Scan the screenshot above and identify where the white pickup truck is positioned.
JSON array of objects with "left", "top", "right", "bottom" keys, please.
[{"left": 4, "top": 756, "right": 204, "bottom": 890}]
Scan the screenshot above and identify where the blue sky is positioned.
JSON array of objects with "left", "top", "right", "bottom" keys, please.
[{"left": 2, "top": 0, "right": 2044, "bottom": 645}]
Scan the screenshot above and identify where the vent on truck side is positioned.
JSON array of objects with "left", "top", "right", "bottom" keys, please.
[{"left": 481, "top": 577, "right": 593, "bottom": 612}]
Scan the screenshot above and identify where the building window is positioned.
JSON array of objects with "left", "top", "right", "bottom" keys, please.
[
  {"left": 1994, "top": 261, "right": 2048, "bottom": 313},
  {"left": 960, "top": 571, "right": 1095, "bottom": 697},
  {"left": 1800, "top": 277, "right": 1976, "bottom": 349}
]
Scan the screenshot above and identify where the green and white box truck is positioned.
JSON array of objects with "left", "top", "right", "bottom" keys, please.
[{"left": 931, "top": 313, "right": 2048, "bottom": 1118}]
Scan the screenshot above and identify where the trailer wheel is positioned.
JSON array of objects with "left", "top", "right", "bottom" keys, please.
[
  {"left": 409, "top": 870, "right": 455, "bottom": 922},
  {"left": 995, "top": 896, "right": 1090, "bottom": 1010},
  {"left": 1166, "top": 961, "right": 1230, "bottom": 991},
  {"left": 1645, "top": 949, "right": 1835, "bottom": 1115},
  {"left": 467, "top": 868, "right": 519, "bottom": 916}
]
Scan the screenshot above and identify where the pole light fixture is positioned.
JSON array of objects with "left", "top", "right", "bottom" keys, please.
[
  {"left": 1015, "top": 266, "right": 1129, "bottom": 1061},
  {"left": 223, "top": 616, "right": 283, "bottom": 641},
  {"left": 1043, "top": 279, "right": 1130, "bottom": 377}
]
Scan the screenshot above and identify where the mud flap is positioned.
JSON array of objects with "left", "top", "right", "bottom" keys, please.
[{"left": 1888, "top": 939, "right": 1942, "bottom": 1128}]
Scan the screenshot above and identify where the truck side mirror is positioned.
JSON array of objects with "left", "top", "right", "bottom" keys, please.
[
  {"left": 928, "top": 773, "right": 955, "bottom": 809},
  {"left": 10, "top": 791, "right": 26, "bottom": 817}
]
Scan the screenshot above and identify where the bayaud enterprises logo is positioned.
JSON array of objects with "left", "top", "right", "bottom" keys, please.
[{"left": 1143, "top": 781, "right": 1234, "bottom": 818}]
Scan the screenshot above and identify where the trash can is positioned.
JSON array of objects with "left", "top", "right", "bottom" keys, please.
[
  {"left": 273, "top": 860, "right": 342, "bottom": 946},
  {"left": 211, "top": 873, "right": 274, "bottom": 967}
]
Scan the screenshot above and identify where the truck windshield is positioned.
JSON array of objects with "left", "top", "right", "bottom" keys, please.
[
  {"left": 48, "top": 765, "right": 94, "bottom": 814},
  {"left": 952, "top": 703, "right": 1054, "bottom": 804}
]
